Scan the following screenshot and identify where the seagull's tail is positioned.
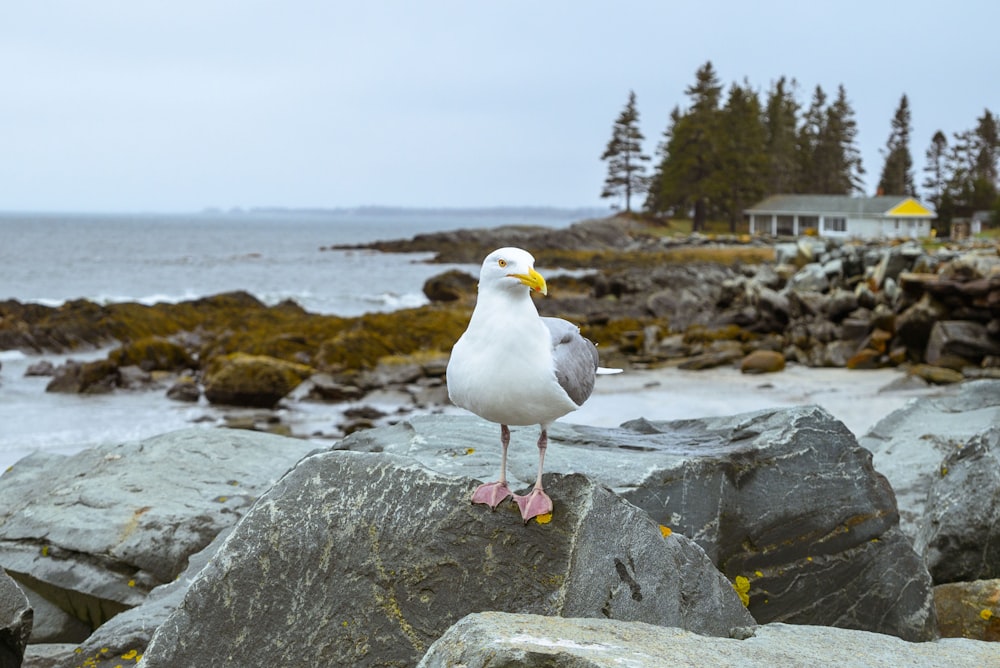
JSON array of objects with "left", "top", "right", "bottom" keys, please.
[{"left": 597, "top": 367, "right": 623, "bottom": 375}]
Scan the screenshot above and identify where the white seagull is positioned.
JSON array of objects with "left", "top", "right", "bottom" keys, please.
[{"left": 446, "top": 247, "right": 619, "bottom": 523}]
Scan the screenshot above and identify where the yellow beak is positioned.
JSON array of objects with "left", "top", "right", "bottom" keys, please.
[{"left": 511, "top": 267, "right": 547, "bottom": 295}]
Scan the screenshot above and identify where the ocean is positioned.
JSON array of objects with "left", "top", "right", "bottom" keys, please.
[
  {"left": 0, "top": 208, "right": 939, "bottom": 472},
  {"left": 0, "top": 207, "right": 603, "bottom": 470}
]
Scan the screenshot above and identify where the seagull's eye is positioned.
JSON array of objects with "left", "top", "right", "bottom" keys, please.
[{"left": 497, "top": 259, "right": 507, "bottom": 269}]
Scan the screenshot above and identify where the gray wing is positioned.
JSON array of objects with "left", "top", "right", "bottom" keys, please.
[{"left": 541, "top": 316, "right": 599, "bottom": 406}]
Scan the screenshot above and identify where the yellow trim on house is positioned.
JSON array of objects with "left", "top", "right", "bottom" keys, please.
[{"left": 888, "top": 198, "right": 932, "bottom": 216}]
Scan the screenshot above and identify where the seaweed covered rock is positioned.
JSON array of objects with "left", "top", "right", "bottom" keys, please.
[
  {"left": 203, "top": 352, "right": 313, "bottom": 408},
  {"left": 0, "top": 429, "right": 317, "bottom": 636},
  {"left": 934, "top": 579, "right": 1000, "bottom": 641},
  {"left": 139, "top": 451, "right": 753, "bottom": 667},
  {"left": 422, "top": 269, "right": 476, "bottom": 302},
  {"left": 109, "top": 336, "right": 194, "bottom": 372},
  {"left": 339, "top": 408, "right": 936, "bottom": 640},
  {"left": 44, "top": 358, "right": 120, "bottom": 394}
]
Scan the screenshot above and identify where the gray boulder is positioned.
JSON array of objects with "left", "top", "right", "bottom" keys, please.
[
  {"left": 338, "top": 408, "right": 936, "bottom": 640},
  {"left": 914, "top": 426, "right": 1000, "bottom": 583},
  {"left": 787, "top": 262, "right": 829, "bottom": 293},
  {"left": 1, "top": 569, "right": 31, "bottom": 668},
  {"left": 860, "top": 380, "right": 1000, "bottom": 542},
  {"left": 139, "top": 451, "right": 753, "bottom": 667},
  {"left": 926, "top": 320, "right": 1000, "bottom": 367},
  {"left": 0, "top": 429, "right": 317, "bottom": 634},
  {"left": 38, "top": 528, "right": 236, "bottom": 668},
  {"left": 418, "top": 612, "right": 1000, "bottom": 668}
]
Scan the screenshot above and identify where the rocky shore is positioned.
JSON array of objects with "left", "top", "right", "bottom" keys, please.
[
  {"left": 1, "top": 216, "right": 997, "bottom": 438},
  {"left": 0, "top": 382, "right": 998, "bottom": 666},
  {"left": 1, "top": 216, "right": 1000, "bottom": 665}
]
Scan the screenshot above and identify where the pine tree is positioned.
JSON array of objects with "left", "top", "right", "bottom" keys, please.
[
  {"left": 646, "top": 61, "right": 723, "bottom": 230},
  {"left": 877, "top": 94, "right": 916, "bottom": 196},
  {"left": 922, "top": 130, "right": 948, "bottom": 210},
  {"left": 763, "top": 76, "right": 800, "bottom": 194},
  {"left": 718, "top": 81, "right": 767, "bottom": 231},
  {"left": 942, "top": 109, "right": 1000, "bottom": 221},
  {"left": 796, "top": 86, "right": 827, "bottom": 192},
  {"left": 600, "top": 90, "right": 650, "bottom": 213},
  {"left": 824, "top": 85, "right": 865, "bottom": 194},
  {"left": 644, "top": 106, "right": 682, "bottom": 214}
]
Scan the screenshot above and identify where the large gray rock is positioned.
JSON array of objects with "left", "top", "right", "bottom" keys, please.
[
  {"left": 339, "top": 407, "right": 936, "bottom": 640},
  {"left": 418, "top": 612, "right": 1000, "bottom": 668},
  {"left": 926, "top": 320, "right": 1000, "bottom": 367},
  {"left": 914, "top": 426, "right": 1000, "bottom": 583},
  {"left": 139, "top": 451, "right": 753, "bottom": 667},
  {"left": 1, "top": 569, "right": 31, "bottom": 668},
  {"left": 860, "top": 380, "right": 1000, "bottom": 542},
  {"left": 34, "top": 529, "right": 237, "bottom": 668},
  {"left": 0, "top": 429, "right": 317, "bottom": 633}
]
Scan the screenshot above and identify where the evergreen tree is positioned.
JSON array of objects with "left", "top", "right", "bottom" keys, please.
[
  {"left": 942, "top": 109, "right": 1000, "bottom": 221},
  {"left": 763, "top": 76, "right": 800, "bottom": 194},
  {"left": 972, "top": 108, "right": 1000, "bottom": 201},
  {"left": 797, "top": 85, "right": 864, "bottom": 194},
  {"left": 823, "top": 85, "right": 865, "bottom": 194},
  {"left": 922, "top": 130, "right": 948, "bottom": 210},
  {"left": 796, "top": 85, "right": 827, "bottom": 192},
  {"left": 600, "top": 90, "right": 650, "bottom": 213},
  {"left": 646, "top": 61, "right": 723, "bottom": 230},
  {"left": 718, "top": 81, "right": 767, "bottom": 231},
  {"left": 877, "top": 94, "right": 916, "bottom": 196},
  {"left": 644, "top": 106, "right": 682, "bottom": 214}
]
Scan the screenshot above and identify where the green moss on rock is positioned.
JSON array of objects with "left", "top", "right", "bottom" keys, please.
[
  {"left": 204, "top": 353, "right": 315, "bottom": 408},
  {"left": 110, "top": 336, "right": 194, "bottom": 372}
]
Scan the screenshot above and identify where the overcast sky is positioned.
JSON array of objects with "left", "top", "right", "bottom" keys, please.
[{"left": 2, "top": 1, "right": 997, "bottom": 213}]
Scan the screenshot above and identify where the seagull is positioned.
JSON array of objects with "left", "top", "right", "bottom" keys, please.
[{"left": 446, "top": 247, "right": 619, "bottom": 523}]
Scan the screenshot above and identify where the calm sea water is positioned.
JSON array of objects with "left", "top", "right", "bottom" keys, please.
[
  {"left": 0, "top": 208, "right": 601, "bottom": 315},
  {"left": 0, "top": 207, "right": 605, "bottom": 470}
]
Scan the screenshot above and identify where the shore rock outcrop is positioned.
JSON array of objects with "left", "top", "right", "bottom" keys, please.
[
  {"left": 0, "top": 429, "right": 317, "bottom": 639},
  {"left": 914, "top": 425, "right": 1000, "bottom": 583},
  {"left": 337, "top": 406, "right": 936, "bottom": 640},
  {"left": 1, "top": 569, "right": 31, "bottom": 668},
  {"left": 139, "top": 451, "right": 753, "bottom": 667},
  {"left": 203, "top": 352, "right": 313, "bottom": 408},
  {"left": 418, "top": 612, "right": 1000, "bottom": 668},
  {"left": 860, "top": 380, "right": 1000, "bottom": 546},
  {"left": 934, "top": 579, "right": 1000, "bottom": 642}
]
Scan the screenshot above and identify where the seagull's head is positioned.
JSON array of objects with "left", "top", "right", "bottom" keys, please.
[{"left": 479, "top": 247, "right": 547, "bottom": 296}]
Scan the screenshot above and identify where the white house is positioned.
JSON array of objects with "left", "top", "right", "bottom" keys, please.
[{"left": 745, "top": 194, "right": 936, "bottom": 239}]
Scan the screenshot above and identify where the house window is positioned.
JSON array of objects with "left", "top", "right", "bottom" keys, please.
[
  {"left": 799, "top": 216, "right": 819, "bottom": 233},
  {"left": 776, "top": 215, "right": 795, "bottom": 235},
  {"left": 823, "top": 217, "right": 846, "bottom": 232}
]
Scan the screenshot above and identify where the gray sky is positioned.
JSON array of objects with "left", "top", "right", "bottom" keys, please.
[{"left": 2, "top": 1, "right": 997, "bottom": 213}]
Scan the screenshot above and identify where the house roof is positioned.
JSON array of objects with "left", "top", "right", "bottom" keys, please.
[{"left": 745, "top": 194, "right": 936, "bottom": 218}]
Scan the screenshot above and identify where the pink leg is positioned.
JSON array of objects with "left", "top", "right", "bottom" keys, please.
[
  {"left": 471, "top": 424, "right": 513, "bottom": 509},
  {"left": 514, "top": 427, "right": 553, "bottom": 523}
]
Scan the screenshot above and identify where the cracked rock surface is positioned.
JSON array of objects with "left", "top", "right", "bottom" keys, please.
[
  {"left": 139, "top": 451, "right": 753, "bottom": 667},
  {"left": 0, "top": 429, "right": 317, "bottom": 636},
  {"left": 340, "top": 406, "right": 936, "bottom": 640}
]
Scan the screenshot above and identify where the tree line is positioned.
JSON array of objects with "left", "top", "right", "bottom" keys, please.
[{"left": 601, "top": 61, "right": 1000, "bottom": 232}]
